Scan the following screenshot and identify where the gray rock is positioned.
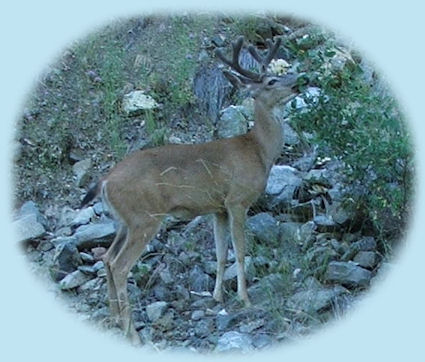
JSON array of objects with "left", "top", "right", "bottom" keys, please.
[
  {"left": 352, "top": 236, "right": 377, "bottom": 251},
  {"left": 216, "top": 310, "right": 236, "bottom": 331},
  {"left": 79, "top": 252, "right": 95, "bottom": 263},
  {"left": 224, "top": 256, "right": 256, "bottom": 283},
  {"left": 52, "top": 241, "right": 82, "bottom": 281},
  {"left": 194, "top": 319, "right": 214, "bottom": 338},
  {"left": 215, "top": 331, "right": 254, "bottom": 353},
  {"left": 341, "top": 236, "right": 377, "bottom": 261},
  {"left": 17, "top": 201, "right": 46, "bottom": 226},
  {"left": 325, "top": 261, "right": 372, "bottom": 288},
  {"left": 265, "top": 165, "right": 302, "bottom": 196},
  {"left": 57, "top": 206, "right": 78, "bottom": 229},
  {"left": 122, "top": 90, "right": 158, "bottom": 115},
  {"left": 191, "top": 310, "right": 205, "bottom": 321},
  {"left": 73, "top": 158, "right": 92, "bottom": 187},
  {"left": 353, "top": 251, "right": 378, "bottom": 269},
  {"left": 279, "top": 222, "right": 302, "bottom": 242},
  {"left": 146, "top": 301, "right": 168, "bottom": 322},
  {"left": 217, "top": 105, "right": 247, "bottom": 138},
  {"left": 70, "top": 207, "right": 95, "bottom": 227},
  {"left": 252, "top": 334, "right": 273, "bottom": 349},
  {"left": 282, "top": 121, "right": 299, "bottom": 145},
  {"left": 189, "top": 265, "right": 214, "bottom": 292},
  {"left": 93, "top": 202, "right": 104, "bottom": 216},
  {"left": 248, "top": 273, "right": 290, "bottom": 305},
  {"left": 239, "top": 319, "right": 265, "bottom": 333},
  {"left": 13, "top": 214, "right": 45, "bottom": 242},
  {"left": 73, "top": 222, "right": 116, "bottom": 249},
  {"left": 288, "top": 285, "right": 348, "bottom": 312},
  {"left": 51, "top": 236, "right": 77, "bottom": 247},
  {"left": 246, "top": 213, "right": 279, "bottom": 243},
  {"left": 59, "top": 270, "right": 93, "bottom": 290}
]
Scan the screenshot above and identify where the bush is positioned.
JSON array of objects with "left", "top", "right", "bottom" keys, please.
[{"left": 287, "top": 29, "right": 413, "bottom": 248}]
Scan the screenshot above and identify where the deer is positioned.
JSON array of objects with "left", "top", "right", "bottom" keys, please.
[{"left": 80, "top": 36, "right": 300, "bottom": 344}]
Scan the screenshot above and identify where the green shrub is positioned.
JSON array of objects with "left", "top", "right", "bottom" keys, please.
[{"left": 287, "top": 32, "right": 413, "bottom": 247}]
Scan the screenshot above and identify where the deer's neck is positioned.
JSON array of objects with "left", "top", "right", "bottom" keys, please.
[{"left": 251, "top": 101, "right": 283, "bottom": 172}]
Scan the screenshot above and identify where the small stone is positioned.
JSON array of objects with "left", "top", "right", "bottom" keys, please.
[
  {"left": 325, "top": 261, "right": 372, "bottom": 288},
  {"left": 215, "top": 331, "right": 254, "bottom": 353},
  {"left": 146, "top": 301, "right": 168, "bottom": 322},
  {"left": 70, "top": 207, "right": 95, "bottom": 227},
  {"left": 191, "top": 310, "right": 205, "bottom": 321},
  {"left": 73, "top": 222, "right": 116, "bottom": 249},
  {"left": 246, "top": 213, "right": 279, "bottom": 243},
  {"left": 79, "top": 252, "right": 94, "bottom": 263},
  {"left": 217, "top": 105, "right": 247, "bottom": 138},
  {"left": 353, "top": 251, "right": 377, "bottom": 269},
  {"left": 265, "top": 165, "right": 302, "bottom": 196},
  {"left": 59, "top": 270, "right": 93, "bottom": 290},
  {"left": 13, "top": 214, "right": 45, "bottom": 243},
  {"left": 52, "top": 241, "right": 82, "bottom": 281},
  {"left": 122, "top": 90, "right": 158, "bottom": 115},
  {"left": 72, "top": 159, "right": 92, "bottom": 187}
]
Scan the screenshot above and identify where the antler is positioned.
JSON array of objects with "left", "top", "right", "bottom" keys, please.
[
  {"left": 248, "top": 37, "right": 282, "bottom": 73},
  {"left": 215, "top": 36, "right": 262, "bottom": 81}
]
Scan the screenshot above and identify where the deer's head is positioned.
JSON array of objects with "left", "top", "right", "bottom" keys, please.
[{"left": 216, "top": 36, "right": 300, "bottom": 108}]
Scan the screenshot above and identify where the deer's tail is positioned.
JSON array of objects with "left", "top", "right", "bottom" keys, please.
[{"left": 80, "top": 181, "right": 102, "bottom": 208}]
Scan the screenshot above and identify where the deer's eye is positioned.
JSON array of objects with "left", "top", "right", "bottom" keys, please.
[{"left": 267, "top": 79, "right": 278, "bottom": 86}]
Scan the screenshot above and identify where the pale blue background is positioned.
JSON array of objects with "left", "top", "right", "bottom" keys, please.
[{"left": 1, "top": 1, "right": 424, "bottom": 361}]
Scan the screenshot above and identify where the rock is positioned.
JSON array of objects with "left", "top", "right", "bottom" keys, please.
[
  {"left": 211, "top": 34, "right": 226, "bottom": 47},
  {"left": 52, "top": 241, "right": 82, "bottom": 281},
  {"left": 191, "top": 310, "right": 205, "bottom": 321},
  {"left": 93, "top": 202, "right": 104, "bottom": 216},
  {"left": 217, "top": 105, "right": 247, "bottom": 138},
  {"left": 239, "top": 319, "right": 265, "bottom": 333},
  {"left": 51, "top": 236, "right": 77, "bottom": 247},
  {"left": 252, "top": 334, "right": 273, "bottom": 349},
  {"left": 215, "top": 331, "right": 254, "bottom": 353},
  {"left": 70, "top": 207, "right": 95, "bottom": 227},
  {"left": 72, "top": 158, "right": 92, "bottom": 187},
  {"left": 341, "top": 236, "right": 377, "bottom": 261},
  {"left": 246, "top": 213, "right": 279, "bottom": 243},
  {"left": 146, "top": 301, "right": 168, "bottom": 322},
  {"left": 352, "top": 236, "right": 377, "bottom": 251},
  {"left": 279, "top": 222, "right": 302, "bottom": 242},
  {"left": 353, "top": 251, "right": 378, "bottom": 269},
  {"left": 248, "top": 273, "right": 290, "bottom": 305},
  {"left": 79, "top": 252, "right": 94, "bottom": 263},
  {"left": 282, "top": 121, "right": 299, "bottom": 145},
  {"left": 189, "top": 265, "right": 214, "bottom": 292},
  {"left": 325, "top": 261, "right": 372, "bottom": 288},
  {"left": 57, "top": 206, "right": 78, "bottom": 229},
  {"left": 224, "top": 256, "right": 256, "bottom": 283},
  {"left": 122, "top": 90, "right": 158, "bottom": 115},
  {"left": 73, "top": 222, "right": 116, "bottom": 249},
  {"left": 313, "top": 215, "right": 338, "bottom": 232},
  {"left": 194, "top": 319, "right": 214, "bottom": 338},
  {"left": 13, "top": 214, "right": 45, "bottom": 243},
  {"left": 59, "top": 270, "right": 93, "bottom": 290},
  {"left": 288, "top": 284, "right": 348, "bottom": 312},
  {"left": 17, "top": 201, "right": 46, "bottom": 226},
  {"left": 265, "top": 165, "right": 302, "bottom": 196}
]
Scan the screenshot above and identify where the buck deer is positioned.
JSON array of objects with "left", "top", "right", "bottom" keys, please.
[{"left": 80, "top": 36, "right": 300, "bottom": 343}]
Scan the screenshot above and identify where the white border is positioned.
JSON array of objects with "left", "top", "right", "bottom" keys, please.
[{"left": 1, "top": 1, "right": 424, "bottom": 361}]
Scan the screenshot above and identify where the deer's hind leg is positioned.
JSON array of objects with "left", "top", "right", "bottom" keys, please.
[
  {"left": 103, "top": 225, "right": 128, "bottom": 325},
  {"left": 106, "top": 217, "right": 162, "bottom": 344}
]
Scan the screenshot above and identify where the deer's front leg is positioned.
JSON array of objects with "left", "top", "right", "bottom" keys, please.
[
  {"left": 227, "top": 205, "right": 251, "bottom": 306},
  {"left": 212, "top": 212, "right": 229, "bottom": 303}
]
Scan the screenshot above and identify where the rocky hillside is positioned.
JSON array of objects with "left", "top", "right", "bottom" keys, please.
[{"left": 13, "top": 14, "right": 413, "bottom": 352}]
